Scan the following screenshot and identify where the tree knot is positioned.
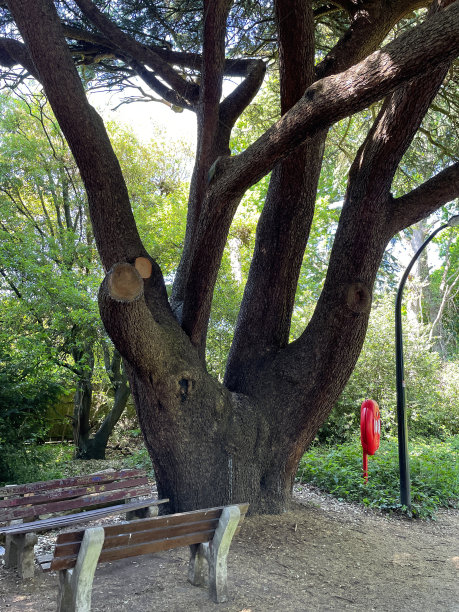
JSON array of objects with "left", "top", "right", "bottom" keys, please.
[
  {"left": 345, "top": 282, "right": 371, "bottom": 313},
  {"left": 179, "top": 377, "right": 196, "bottom": 402}
]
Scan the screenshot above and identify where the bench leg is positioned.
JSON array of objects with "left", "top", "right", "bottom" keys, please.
[
  {"left": 188, "top": 505, "right": 241, "bottom": 603},
  {"left": 188, "top": 543, "right": 207, "bottom": 587},
  {"left": 57, "top": 526, "right": 104, "bottom": 612},
  {"left": 4, "top": 520, "right": 23, "bottom": 570},
  {"left": 208, "top": 505, "right": 241, "bottom": 603},
  {"left": 4, "top": 532, "right": 38, "bottom": 579}
]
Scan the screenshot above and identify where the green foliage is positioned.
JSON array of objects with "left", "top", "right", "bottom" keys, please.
[
  {"left": 0, "top": 95, "right": 195, "bottom": 453},
  {"left": 319, "top": 294, "right": 459, "bottom": 444},
  {"left": 0, "top": 339, "right": 66, "bottom": 484},
  {"left": 0, "top": 92, "right": 101, "bottom": 371},
  {"left": 123, "top": 446, "right": 155, "bottom": 477},
  {"left": 297, "top": 437, "right": 458, "bottom": 518},
  {"left": 108, "top": 122, "right": 192, "bottom": 279}
]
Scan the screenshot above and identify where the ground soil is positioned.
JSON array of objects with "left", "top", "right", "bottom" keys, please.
[{"left": 1, "top": 484, "right": 458, "bottom": 612}]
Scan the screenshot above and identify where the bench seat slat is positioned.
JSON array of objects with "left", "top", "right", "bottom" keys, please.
[
  {"left": 0, "top": 470, "right": 146, "bottom": 498},
  {"left": 0, "top": 498, "right": 168, "bottom": 535},
  {"left": 36, "top": 553, "right": 53, "bottom": 571},
  {"left": 0, "top": 485, "right": 151, "bottom": 522},
  {"left": 0, "top": 476, "right": 149, "bottom": 510}
]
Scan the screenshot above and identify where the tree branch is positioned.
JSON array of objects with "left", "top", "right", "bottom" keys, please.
[
  {"left": 225, "top": 2, "right": 459, "bottom": 193},
  {"left": 0, "top": 37, "right": 39, "bottom": 78},
  {"left": 170, "top": 0, "right": 234, "bottom": 339},
  {"left": 218, "top": 59, "right": 266, "bottom": 147},
  {"left": 316, "top": 0, "right": 429, "bottom": 79},
  {"left": 128, "top": 59, "right": 194, "bottom": 111},
  {"left": 72, "top": 0, "right": 199, "bottom": 105},
  {"left": 225, "top": 0, "right": 319, "bottom": 389},
  {"left": 177, "top": 2, "right": 459, "bottom": 357},
  {"left": 98, "top": 262, "right": 201, "bottom": 381},
  {"left": 391, "top": 162, "right": 459, "bottom": 231}
]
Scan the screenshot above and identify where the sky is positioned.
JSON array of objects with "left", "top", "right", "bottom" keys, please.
[{"left": 90, "top": 88, "right": 197, "bottom": 148}]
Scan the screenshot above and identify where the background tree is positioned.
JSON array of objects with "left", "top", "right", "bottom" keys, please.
[
  {"left": 0, "top": 92, "right": 122, "bottom": 458},
  {"left": 0, "top": 91, "right": 196, "bottom": 458},
  {"left": 0, "top": 0, "right": 458, "bottom": 513}
]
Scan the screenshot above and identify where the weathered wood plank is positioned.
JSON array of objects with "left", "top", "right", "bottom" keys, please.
[
  {"left": 0, "top": 485, "right": 152, "bottom": 522},
  {"left": 0, "top": 469, "right": 147, "bottom": 498},
  {"left": 50, "top": 530, "right": 216, "bottom": 571},
  {"left": 53, "top": 518, "right": 221, "bottom": 557},
  {"left": 53, "top": 503, "right": 248, "bottom": 544},
  {"left": 0, "top": 498, "right": 168, "bottom": 535},
  {"left": 0, "top": 476, "right": 149, "bottom": 510}
]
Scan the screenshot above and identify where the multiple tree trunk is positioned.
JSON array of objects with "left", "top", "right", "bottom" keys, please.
[{"left": 2, "top": 0, "right": 459, "bottom": 512}]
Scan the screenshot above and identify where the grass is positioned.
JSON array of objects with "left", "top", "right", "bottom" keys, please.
[{"left": 296, "top": 436, "right": 459, "bottom": 518}]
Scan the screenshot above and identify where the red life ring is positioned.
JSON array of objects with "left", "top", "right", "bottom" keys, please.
[{"left": 360, "top": 399, "right": 380, "bottom": 456}]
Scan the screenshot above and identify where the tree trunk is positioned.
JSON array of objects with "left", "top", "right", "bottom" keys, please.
[
  {"left": 74, "top": 347, "right": 131, "bottom": 460},
  {"left": 128, "top": 364, "right": 327, "bottom": 514},
  {"left": 72, "top": 374, "right": 94, "bottom": 459}
]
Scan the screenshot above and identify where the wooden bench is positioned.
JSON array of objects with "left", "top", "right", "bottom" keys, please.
[
  {"left": 0, "top": 469, "right": 168, "bottom": 579},
  {"left": 39, "top": 503, "right": 249, "bottom": 611}
]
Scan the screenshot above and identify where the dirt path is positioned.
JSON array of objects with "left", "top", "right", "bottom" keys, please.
[{"left": 1, "top": 485, "right": 458, "bottom": 611}]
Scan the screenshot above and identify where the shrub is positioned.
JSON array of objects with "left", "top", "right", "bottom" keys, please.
[
  {"left": 297, "top": 436, "right": 458, "bottom": 518},
  {"left": 319, "top": 295, "right": 459, "bottom": 444},
  {"left": 123, "top": 446, "right": 155, "bottom": 477},
  {"left": 0, "top": 344, "right": 63, "bottom": 485}
]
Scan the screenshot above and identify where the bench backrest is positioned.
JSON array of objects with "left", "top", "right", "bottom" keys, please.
[
  {"left": 0, "top": 469, "right": 151, "bottom": 522},
  {"left": 48, "top": 503, "right": 249, "bottom": 571}
]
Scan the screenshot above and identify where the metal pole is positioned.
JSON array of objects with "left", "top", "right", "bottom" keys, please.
[{"left": 395, "top": 216, "right": 459, "bottom": 509}]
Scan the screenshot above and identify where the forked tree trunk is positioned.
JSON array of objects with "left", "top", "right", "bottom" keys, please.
[
  {"left": 74, "top": 350, "right": 130, "bottom": 460},
  {"left": 128, "top": 365, "right": 330, "bottom": 514}
]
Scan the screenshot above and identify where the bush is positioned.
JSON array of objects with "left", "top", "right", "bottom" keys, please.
[
  {"left": 297, "top": 436, "right": 458, "bottom": 518},
  {"left": 0, "top": 344, "right": 64, "bottom": 485},
  {"left": 318, "top": 295, "right": 459, "bottom": 444}
]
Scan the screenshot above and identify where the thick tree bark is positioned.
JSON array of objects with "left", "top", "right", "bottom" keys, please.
[{"left": 4, "top": 0, "right": 459, "bottom": 513}]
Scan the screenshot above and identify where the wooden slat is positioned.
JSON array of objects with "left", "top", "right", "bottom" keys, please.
[
  {"left": 0, "top": 485, "right": 152, "bottom": 522},
  {"left": 36, "top": 553, "right": 53, "bottom": 571},
  {"left": 53, "top": 507, "right": 223, "bottom": 544},
  {"left": 0, "top": 498, "right": 169, "bottom": 535},
  {"left": 56, "top": 503, "right": 247, "bottom": 543},
  {"left": 54, "top": 518, "right": 221, "bottom": 558},
  {"left": 0, "top": 470, "right": 147, "bottom": 498},
  {"left": 48, "top": 503, "right": 249, "bottom": 572},
  {"left": 50, "top": 530, "right": 216, "bottom": 571},
  {"left": 0, "top": 476, "right": 149, "bottom": 510}
]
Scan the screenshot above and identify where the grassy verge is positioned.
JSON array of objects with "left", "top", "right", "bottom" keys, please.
[{"left": 296, "top": 436, "right": 458, "bottom": 518}]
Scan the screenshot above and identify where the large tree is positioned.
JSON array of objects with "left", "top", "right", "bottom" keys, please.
[{"left": 1, "top": 0, "right": 458, "bottom": 513}]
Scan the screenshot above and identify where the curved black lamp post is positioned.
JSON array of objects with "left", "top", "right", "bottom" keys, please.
[{"left": 395, "top": 214, "right": 459, "bottom": 509}]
